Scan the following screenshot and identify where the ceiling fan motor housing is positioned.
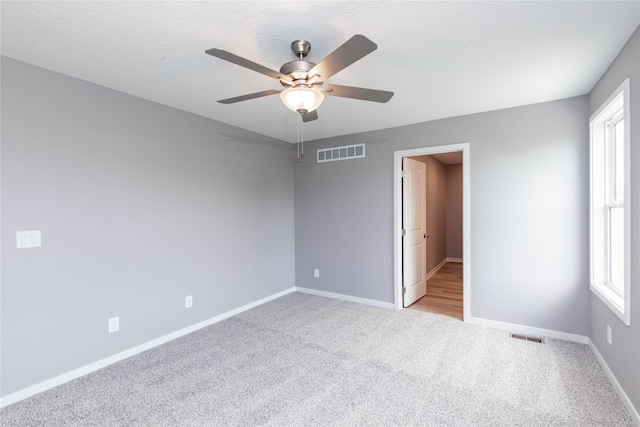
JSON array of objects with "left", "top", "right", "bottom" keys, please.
[
  {"left": 279, "top": 60, "right": 317, "bottom": 86},
  {"left": 278, "top": 40, "right": 318, "bottom": 87}
]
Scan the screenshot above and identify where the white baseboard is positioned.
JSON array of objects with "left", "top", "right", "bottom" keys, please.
[
  {"left": 295, "top": 287, "right": 395, "bottom": 309},
  {"left": 426, "top": 258, "right": 448, "bottom": 280},
  {"left": 589, "top": 340, "right": 640, "bottom": 425},
  {"left": 426, "top": 257, "right": 463, "bottom": 280},
  {"left": 467, "top": 316, "right": 589, "bottom": 344},
  {"left": 0, "top": 287, "right": 296, "bottom": 408}
]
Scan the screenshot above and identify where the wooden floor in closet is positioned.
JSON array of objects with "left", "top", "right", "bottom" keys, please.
[{"left": 408, "top": 262, "right": 463, "bottom": 320}]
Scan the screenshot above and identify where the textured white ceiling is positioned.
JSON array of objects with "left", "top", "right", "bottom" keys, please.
[{"left": 2, "top": 1, "right": 639, "bottom": 143}]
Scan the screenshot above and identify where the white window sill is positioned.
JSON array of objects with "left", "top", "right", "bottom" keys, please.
[{"left": 591, "top": 283, "right": 630, "bottom": 326}]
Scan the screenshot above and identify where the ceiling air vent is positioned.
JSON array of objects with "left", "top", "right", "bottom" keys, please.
[{"left": 317, "top": 143, "right": 365, "bottom": 163}]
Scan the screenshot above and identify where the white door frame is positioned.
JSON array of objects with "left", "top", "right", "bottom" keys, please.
[{"left": 393, "top": 143, "right": 471, "bottom": 321}]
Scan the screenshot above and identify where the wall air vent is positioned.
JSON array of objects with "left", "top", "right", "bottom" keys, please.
[{"left": 317, "top": 143, "right": 365, "bottom": 163}]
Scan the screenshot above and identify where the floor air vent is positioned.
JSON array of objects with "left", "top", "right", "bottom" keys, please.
[
  {"left": 317, "top": 143, "right": 365, "bottom": 163},
  {"left": 509, "top": 333, "right": 544, "bottom": 343}
]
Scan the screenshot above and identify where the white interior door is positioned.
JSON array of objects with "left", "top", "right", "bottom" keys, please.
[{"left": 402, "top": 157, "right": 427, "bottom": 307}]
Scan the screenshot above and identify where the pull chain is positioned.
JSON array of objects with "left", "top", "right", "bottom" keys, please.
[
  {"left": 296, "top": 111, "right": 305, "bottom": 163},
  {"left": 297, "top": 113, "right": 301, "bottom": 163}
]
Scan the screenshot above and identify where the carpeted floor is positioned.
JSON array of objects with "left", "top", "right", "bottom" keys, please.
[{"left": 0, "top": 292, "right": 634, "bottom": 426}]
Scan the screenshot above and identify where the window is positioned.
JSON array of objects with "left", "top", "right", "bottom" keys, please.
[{"left": 590, "top": 78, "right": 630, "bottom": 325}]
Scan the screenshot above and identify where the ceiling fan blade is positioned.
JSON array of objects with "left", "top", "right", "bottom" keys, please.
[
  {"left": 302, "top": 110, "right": 318, "bottom": 122},
  {"left": 307, "top": 35, "right": 377, "bottom": 80},
  {"left": 218, "top": 89, "right": 282, "bottom": 104},
  {"left": 322, "top": 84, "right": 394, "bottom": 103},
  {"left": 206, "top": 48, "right": 292, "bottom": 83}
]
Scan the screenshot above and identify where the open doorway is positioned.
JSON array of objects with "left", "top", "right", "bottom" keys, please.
[
  {"left": 406, "top": 152, "right": 463, "bottom": 319},
  {"left": 393, "top": 143, "right": 471, "bottom": 321}
]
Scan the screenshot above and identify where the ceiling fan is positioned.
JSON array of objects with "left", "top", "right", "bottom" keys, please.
[{"left": 205, "top": 35, "right": 394, "bottom": 122}]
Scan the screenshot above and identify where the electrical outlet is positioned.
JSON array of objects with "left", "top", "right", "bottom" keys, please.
[
  {"left": 108, "top": 316, "right": 119, "bottom": 333},
  {"left": 314, "top": 268, "right": 319, "bottom": 278},
  {"left": 16, "top": 230, "right": 41, "bottom": 249},
  {"left": 185, "top": 295, "right": 193, "bottom": 308},
  {"left": 607, "top": 325, "right": 612, "bottom": 345}
]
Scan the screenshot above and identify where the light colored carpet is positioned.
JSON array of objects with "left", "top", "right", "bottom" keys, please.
[{"left": 1, "top": 292, "right": 634, "bottom": 426}]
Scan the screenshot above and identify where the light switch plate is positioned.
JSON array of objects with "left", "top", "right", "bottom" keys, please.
[{"left": 17, "top": 230, "right": 41, "bottom": 249}]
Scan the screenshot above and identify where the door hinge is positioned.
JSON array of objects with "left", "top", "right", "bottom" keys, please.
[
  {"left": 401, "top": 229, "right": 406, "bottom": 236},
  {"left": 401, "top": 170, "right": 405, "bottom": 178},
  {"left": 402, "top": 286, "right": 407, "bottom": 294}
]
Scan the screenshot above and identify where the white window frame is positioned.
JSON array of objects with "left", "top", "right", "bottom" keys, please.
[{"left": 589, "top": 78, "right": 631, "bottom": 326}]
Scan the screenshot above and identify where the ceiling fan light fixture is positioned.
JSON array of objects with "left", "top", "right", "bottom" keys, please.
[{"left": 280, "top": 86, "right": 324, "bottom": 114}]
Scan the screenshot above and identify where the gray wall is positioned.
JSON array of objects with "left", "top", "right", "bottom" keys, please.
[
  {"left": 446, "top": 164, "right": 463, "bottom": 259},
  {"left": 1, "top": 58, "right": 295, "bottom": 396},
  {"left": 588, "top": 26, "right": 640, "bottom": 414},
  {"left": 295, "top": 96, "right": 589, "bottom": 336}
]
